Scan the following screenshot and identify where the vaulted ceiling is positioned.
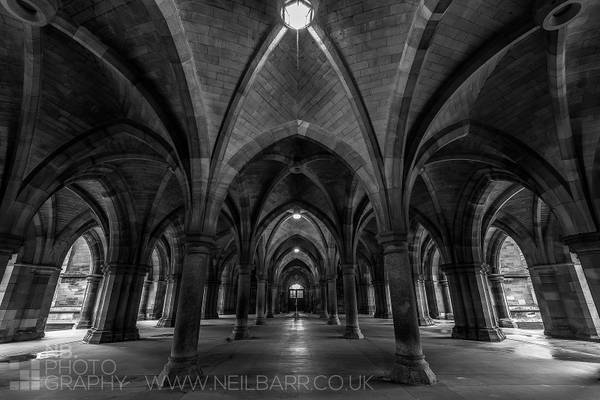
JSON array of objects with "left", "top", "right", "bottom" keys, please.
[{"left": 1, "top": 0, "right": 599, "bottom": 274}]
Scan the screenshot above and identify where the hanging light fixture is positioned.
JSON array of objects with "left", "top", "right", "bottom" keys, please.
[
  {"left": 294, "top": 247, "right": 300, "bottom": 253},
  {"left": 292, "top": 212, "right": 302, "bottom": 220},
  {"left": 281, "top": 0, "right": 314, "bottom": 30}
]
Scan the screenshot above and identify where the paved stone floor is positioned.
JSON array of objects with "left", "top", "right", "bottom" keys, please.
[{"left": 0, "top": 315, "right": 599, "bottom": 399}]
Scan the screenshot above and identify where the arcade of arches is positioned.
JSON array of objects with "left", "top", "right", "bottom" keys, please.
[{"left": 1, "top": 0, "right": 600, "bottom": 397}]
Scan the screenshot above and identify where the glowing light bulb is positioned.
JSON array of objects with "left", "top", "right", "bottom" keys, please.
[
  {"left": 292, "top": 213, "right": 302, "bottom": 220},
  {"left": 294, "top": 248, "right": 300, "bottom": 253},
  {"left": 282, "top": 0, "right": 314, "bottom": 30}
]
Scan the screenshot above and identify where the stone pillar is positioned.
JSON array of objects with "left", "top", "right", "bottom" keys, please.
[
  {"left": 220, "top": 282, "right": 234, "bottom": 314},
  {"left": 147, "top": 279, "right": 167, "bottom": 319},
  {"left": 439, "top": 277, "right": 453, "bottom": 319},
  {"left": 319, "top": 280, "right": 328, "bottom": 319},
  {"left": 137, "top": 278, "right": 152, "bottom": 320},
  {"left": 372, "top": 280, "right": 390, "bottom": 318},
  {"left": 203, "top": 280, "right": 220, "bottom": 319},
  {"left": 76, "top": 273, "right": 103, "bottom": 329},
  {"left": 327, "top": 276, "right": 340, "bottom": 325},
  {"left": 0, "top": 262, "right": 61, "bottom": 342},
  {"left": 415, "top": 275, "right": 434, "bottom": 326},
  {"left": 341, "top": 264, "right": 364, "bottom": 339},
  {"left": 424, "top": 278, "right": 440, "bottom": 318},
  {"left": 266, "top": 282, "right": 274, "bottom": 318},
  {"left": 564, "top": 234, "right": 600, "bottom": 313},
  {"left": 255, "top": 278, "right": 266, "bottom": 325},
  {"left": 231, "top": 264, "right": 251, "bottom": 339},
  {"left": 379, "top": 233, "right": 436, "bottom": 384},
  {"left": 84, "top": 264, "right": 147, "bottom": 343},
  {"left": 358, "top": 278, "right": 370, "bottom": 314},
  {"left": 529, "top": 263, "right": 600, "bottom": 340},
  {"left": 157, "top": 273, "right": 181, "bottom": 327},
  {"left": 158, "top": 235, "right": 213, "bottom": 385},
  {"left": 488, "top": 274, "right": 517, "bottom": 328},
  {"left": 270, "top": 284, "right": 279, "bottom": 316},
  {"left": 441, "top": 263, "right": 504, "bottom": 341}
]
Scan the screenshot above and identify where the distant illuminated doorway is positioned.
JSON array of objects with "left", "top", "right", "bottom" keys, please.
[{"left": 288, "top": 283, "right": 305, "bottom": 313}]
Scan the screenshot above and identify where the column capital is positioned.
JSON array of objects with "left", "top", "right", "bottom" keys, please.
[
  {"left": 13, "top": 263, "right": 60, "bottom": 274},
  {"left": 184, "top": 234, "right": 215, "bottom": 254},
  {"left": 0, "top": 234, "right": 22, "bottom": 254},
  {"left": 103, "top": 263, "right": 148, "bottom": 275},
  {"left": 440, "top": 263, "right": 486, "bottom": 275},
  {"left": 377, "top": 232, "right": 409, "bottom": 255},
  {"left": 487, "top": 273, "right": 505, "bottom": 283},
  {"left": 562, "top": 233, "right": 600, "bottom": 254},
  {"left": 341, "top": 263, "right": 355, "bottom": 273}
]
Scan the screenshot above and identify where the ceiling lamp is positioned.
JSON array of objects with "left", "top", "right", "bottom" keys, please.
[
  {"left": 292, "top": 212, "right": 302, "bottom": 220},
  {"left": 294, "top": 248, "right": 300, "bottom": 253},
  {"left": 282, "top": 0, "right": 314, "bottom": 30}
]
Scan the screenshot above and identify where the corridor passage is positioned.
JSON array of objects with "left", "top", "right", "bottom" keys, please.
[{"left": 1, "top": 316, "right": 598, "bottom": 399}]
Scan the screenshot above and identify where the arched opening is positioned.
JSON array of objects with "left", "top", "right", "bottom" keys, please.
[
  {"left": 47, "top": 237, "right": 92, "bottom": 331},
  {"left": 497, "top": 236, "right": 543, "bottom": 329}
]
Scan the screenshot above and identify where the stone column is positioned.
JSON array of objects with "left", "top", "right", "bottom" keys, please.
[
  {"left": 137, "top": 278, "right": 152, "bottom": 320},
  {"left": 424, "top": 278, "right": 440, "bottom": 318},
  {"left": 528, "top": 263, "right": 600, "bottom": 340},
  {"left": 76, "top": 273, "right": 103, "bottom": 329},
  {"left": 84, "top": 264, "right": 147, "bottom": 343},
  {"left": 441, "top": 263, "right": 504, "bottom": 341},
  {"left": 203, "top": 280, "right": 220, "bottom": 319},
  {"left": 266, "top": 282, "right": 274, "bottom": 318},
  {"left": 327, "top": 276, "right": 340, "bottom": 325},
  {"left": 372, "top": 280, "right": 390, "bottom": 318},
  {"left": 488, "top": 274, "right": 517, "bottom": 328},
  {"left": 341, "top": 264, "right": 364, "bottom": 339},
  {"left": 231, "top": 264, "right": 251, "bottom": 339},
  {"left": 158, "top": 235, "right": 213, "bottom": 385},
  {"left": 255, "top": 278, "right": 266, "bottom": 325},
  {"left": 564, "top": 234, "right": 600, "bottom": 313},
  {"left": 157, "top": 273, "right": 181, "bottom": 327},
  {"left": 147, "top": 279, "right": 167, "bottom": 319},
  {"left": 220, "top": 282, "right": 234, "bottom": 314},
  {"left": 415, "top": 275, "right": 434, "bottom": 326},
  {"left": 0, "top": 262, "right": 61, "bottom": 342},
  {"left": 379, "top": 233, "right": 436, "bottom": 384},
  {"left": 270, "top": 284, "right": 279, "bottom": 316},
  {"left": 319, "top": 280, "right": 328, "bottom": 319},
  {"left": 439, "top": 277, "right": 453, "bottom": 319},
  {"left": 358, "top": 279, "right": 370, "bottom": 315}
]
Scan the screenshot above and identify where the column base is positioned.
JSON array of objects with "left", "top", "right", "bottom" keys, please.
[
  {"left": 374, "top": 312, "right": 390, "bottom": 319},
  {"left": 266, "top": 312, "right": 274, "bottom": 318},
  {"left": 343, "top": 326, "right": 364, "bottom": 339},
  {"left": 498, "top": 318, "right": 518, "bottom": 328},
  {"left": 75, "top": 319, "right": 92, "bottom": 329},
  {"left": 156, "top": 355, "right": 202, "bottom": 388},
  {"left": 418, "top": 316, "right": 435, "bottom": 326},
  {"left": 389, "top": 355, "right": 437, "bottom": 385},
  {"left": 147, "top": 312, "right": 162, "bottom": 320},
  {"left": 202, "top": 314, "right": 219, "bottom": 320},
  {"left": 137, "top": 314, "right": 147, "bottom": 321},
  {"left": 255, "top": 317, "right": 266, "bottom": 325},
  {"left": 319, "top": 312, "right": 328, "bottom": 319},
  {"left": 327, "top": 315, "right": 340, "bottom": 325},
  {"left": 230, "top": 325, "right": 250, "bottom": 340},
  {"left": 83, "top": 327, "right": 140, "bottom": 344},
  {"left": 452, "top": 326, "right": 505, "bottom": 342},
  {"left": 0, "top": 329, "right": 44, "bottom": 343},
  {"left": 156, "top": 317, "right": 176, "bottom": 328}
]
